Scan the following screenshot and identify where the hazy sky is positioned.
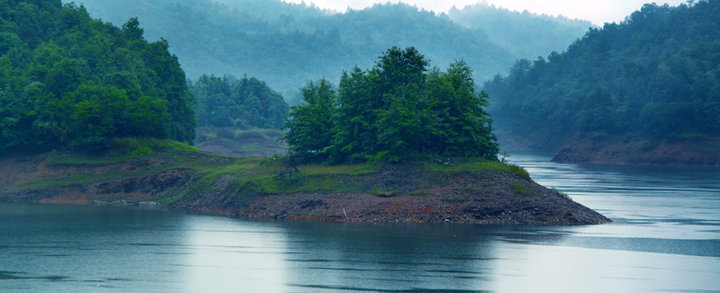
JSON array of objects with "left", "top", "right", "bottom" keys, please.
[{"left": 282, "top": 0, "right": 688, "bottom": 25}]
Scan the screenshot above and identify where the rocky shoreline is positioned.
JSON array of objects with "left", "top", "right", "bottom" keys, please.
[
  {"left": 552, "top": 137, "right": 720, "bottom": 167},
  {"left": 172, "top": 170, "right": 609, "bottom": 225},
  {"left": 0, "top": 153, "right": 610, "bottom": 225}
]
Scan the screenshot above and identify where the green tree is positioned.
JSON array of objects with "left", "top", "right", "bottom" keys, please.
[
  {"left": 66, "top": 84, "right": 131, "bottom": 150},
  {"left": 427, "top": 61, "right": 498, "bottom": 158},
  {"left": 329, "top": 66, "right": 378, "bottom": 162},
  {"left": 282, "top": 79, "right": 336, "bottom": 162}
]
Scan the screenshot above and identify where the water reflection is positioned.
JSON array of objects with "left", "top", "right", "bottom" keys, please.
[
  {"left": 279, "top": 223, "right": 501, "bottom": 291},
  {"left": 277, "top": 223, "right": 578, "bottom": 292},
  {"left": 179, "top": 216, "right": 288, "bottom": 292}
]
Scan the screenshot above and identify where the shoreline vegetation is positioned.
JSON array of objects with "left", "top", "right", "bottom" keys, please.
[{"left": 0, "top": 138, "right": 610, "bottom": 225}]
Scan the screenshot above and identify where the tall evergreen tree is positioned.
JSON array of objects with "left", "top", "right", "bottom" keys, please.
[{"left": 282, "top": 79, "right": 336, "bottom": 162}]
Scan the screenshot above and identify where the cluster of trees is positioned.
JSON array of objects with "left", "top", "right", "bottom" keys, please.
[
  {"left": 283, "top": 47, "right": 499, "bottom": 163},
  {"left": 70, "top": 0, "right": 591, "bottom": 99},
  {"left": 0, "top": 1, "right": 194, "bottom": 153},
  {"left": 190, "top": 75, "right": 288, "bottom": 129},
  {"left": 485, "top": 1, "right": 720, "bottom": 148}
]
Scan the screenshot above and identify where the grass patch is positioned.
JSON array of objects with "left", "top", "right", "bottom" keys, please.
[
  {"left": 510, "top": 182, "right": 533, "bottom": 195},
  {"left": 477, "top": 161, "right": 530, "bottom": 180},
  {"left": 442, "top": 195, "right": 469, "bottom": 203},
  {"left": 371, "top": 187, "right": 400, "bottom": 197},
  {"left": 424, "top": 158, "right": 530, "bottom": 180},
  {"left": 112, "top": 137, "right": 198, "bottom": 154},
  {"left": 300, "top": 162, "right": 378, "bottom": 176}
]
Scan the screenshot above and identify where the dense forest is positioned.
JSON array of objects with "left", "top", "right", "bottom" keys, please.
[
  {"left": 68, "top": 0, "right": 590, "bottom": 100},
  {"left": 0, "top": 0, "right": 194, "bottom": 154},
  {"left": 284, "top": 47, "right": 498, "bottom": 163},
  {"left": 190, "top": 75, "right": 288, "bottom": 129},
  {"left": 485, "top": 0, "right": 720, "bottom": 149}
]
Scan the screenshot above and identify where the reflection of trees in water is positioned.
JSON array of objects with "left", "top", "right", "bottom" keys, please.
[{"left": 280, "top": 223, "right": 567, "bottom": 291}]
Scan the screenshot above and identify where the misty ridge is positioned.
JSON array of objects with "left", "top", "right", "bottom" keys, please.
[{"left": 66, "top": 0, "right": 592, "bottom": 102}]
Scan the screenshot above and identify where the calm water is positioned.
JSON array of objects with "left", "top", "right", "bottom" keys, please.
[{"left": 1, "top": 153, "right": 719, "bottom": 292}]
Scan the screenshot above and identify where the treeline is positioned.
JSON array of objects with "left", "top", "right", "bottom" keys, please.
[
  {"left": 190, "top": 75, "right": 288, "bottom": 129},
  {"left": 69, "top": 0, "right": 590, "bottom": 99},
  {"left": 0, "top": 1, "right": 194, "bottom": 153},
  {"left": 485, "top": 1, "right": 720, "bottom": 148},
  {"left": 283, "top": 47, "right": 498, "bottom": 163}
]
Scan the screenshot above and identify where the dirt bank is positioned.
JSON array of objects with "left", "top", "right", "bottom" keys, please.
[
  {"left": 0, "top": 152, "right": 610, "bottom": 225},
  {"left": 173, "top": 168, "right": 609, "bottom": 225},
  {"left": 552, "top": 137, "right": 720, "bottom": 167}
]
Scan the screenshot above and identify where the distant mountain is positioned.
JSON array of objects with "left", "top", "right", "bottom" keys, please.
[
  {"left": 448, "top": 3, "right": 593, "bottom": 59},
  {"left": 484, "top": 1, "right": 720, "bottom": 154},
  {"left": 66, "top": 0, "right": 590, "bottom": 101}
]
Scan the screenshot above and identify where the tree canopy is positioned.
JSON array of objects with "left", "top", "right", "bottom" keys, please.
[
  {"left": 190, "top": 75, "right": 288, "bottom": 129},
  {"left": 0, "top": 0, "right": 195, "bottom": 153},
  {"left": 283, "top": 47, "right": 499, "bottom": 163},
  {"left": 484, "top": 0, "right": 720, "bottom": 149}
]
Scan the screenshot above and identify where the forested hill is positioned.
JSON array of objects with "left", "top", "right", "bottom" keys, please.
[
  {"left": 485, "top": 1, "right": 720, "bottom": 150},
  {"left": 0, "top": 1, "right": 195, "bottom": 154},
  {"left": 190, "top": 75, "right": 288, "bottom": 129},
  {"left": 67, "top": 0, "right": 590, "bottom": 100}
]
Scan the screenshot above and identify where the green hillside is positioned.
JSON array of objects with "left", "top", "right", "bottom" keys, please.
[
  {"left": 0, "top": 0, "right": 194, "bottom": 154},
  {"left": 485, "top": 1, "right": 720, "bottom": 150}
]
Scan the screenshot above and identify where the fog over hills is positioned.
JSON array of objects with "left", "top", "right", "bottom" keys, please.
[
  {"left": 448, "top": 3, "right": 593, "bottom": 59},
  {"left": 68, "top": 0, "right": 591, "bottom": 101}
]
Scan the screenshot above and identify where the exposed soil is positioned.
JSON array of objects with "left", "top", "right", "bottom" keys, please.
[
  {"left": 552, "top": 137, "right": 720, "bottom": 167},
  {"left": 195, "top": 137, "right": 286, "bottom": 157},
  {"left": 230, "top": 172, "right": 608, "bottom": 225},
  {"left": 194, "top": 127, "right": 287, "bottom": 157},
  {"left": 0, "top": 154, "right": 610, "bottom": 225}
]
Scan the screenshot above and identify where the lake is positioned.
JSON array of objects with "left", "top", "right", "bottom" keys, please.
[{"left": 1, "top": 153, "right": 719, "bottom": 292}]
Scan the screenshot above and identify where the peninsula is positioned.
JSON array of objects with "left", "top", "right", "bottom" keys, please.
[{"left": 0, "top": 139, "right": 610, "bottom": 225}]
